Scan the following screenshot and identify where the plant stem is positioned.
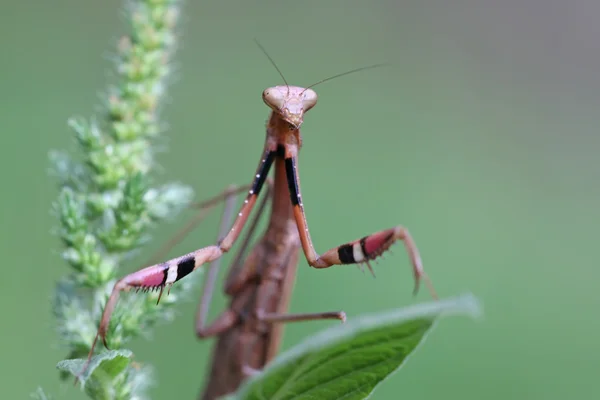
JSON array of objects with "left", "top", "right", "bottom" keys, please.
[{"left": 51, "top": 1, "right": 194, "bottom": 398}]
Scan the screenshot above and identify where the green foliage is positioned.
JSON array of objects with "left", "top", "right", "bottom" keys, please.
[
  {"left": 56, "top": 350, "right": 155, "bottom": 400},
  {"left": 57, "top": 350, "right": 134, "bottom": 399},
  {"left": 232, "top": 294, "right": 481, "bottom": 400},
  {"left": 50, "top": 0, "right": 194, "bottom": 398}
]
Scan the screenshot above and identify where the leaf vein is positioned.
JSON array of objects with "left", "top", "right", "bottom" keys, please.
[
  {"left": 270, "top": 328, "right": 426, "bottom": 400},
  {"left": 289, "top": 350, "right": 407, "bottom": 400},
  {"left": 290, "top": 327, "right": 427, "bottom": 385}
]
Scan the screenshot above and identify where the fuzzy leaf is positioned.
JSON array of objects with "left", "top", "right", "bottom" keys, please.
[
  {"left": 57, "top": 349, "right": 133, "bottom": 394},
  {"left": 233, "top": 294, "right": 481, "bottom": 400}
]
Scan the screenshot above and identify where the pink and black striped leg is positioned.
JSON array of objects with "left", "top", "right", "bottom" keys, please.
[
  {"left": 77, "top": 144, "right": 279, "bottom": 382},
  {"left": 282, "top": 144, "right": 437, "bottom": 300},
  {"left": 195, "top": 179, "right": 273, "bottom": 338},
  {"left": 142, "top": 183, "right": 258, "bottom": 268},
  {"left": 314, "top": 227, "right": 438, "bottom": 299}
]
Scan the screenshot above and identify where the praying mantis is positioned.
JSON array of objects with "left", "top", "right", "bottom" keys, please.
[{"left": 78, "top": 42, "right": 439, "bottom": 400}]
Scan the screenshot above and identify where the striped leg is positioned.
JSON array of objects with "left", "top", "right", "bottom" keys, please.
[
  {"left": 281, "top": 144, "right": 437, "bottom": 299},
  {"left": 195, "top": 179, "right": 273, "bottom": 338},
  {"left": 193, "top": 177, "right": 346, "bottom": 338},
  {"left": 78, "top": 144, "right": 279, "bottom": 380},
  {"left": 314, "top": 227, "right": 437, "bottom": 299},
  {"left": 141, "top": 183, "right": 256, "bottom": 268}
]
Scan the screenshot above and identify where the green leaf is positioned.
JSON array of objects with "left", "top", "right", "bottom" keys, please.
[
  {"left": 233, "top": 294, "right": 481, "bottom": 400},
  {"left": 56, "top": 349, "right": 133, "bottom": 398}
]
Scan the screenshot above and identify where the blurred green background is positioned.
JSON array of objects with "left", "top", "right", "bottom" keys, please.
[{"left": 2, "top": 0, "right": 599, "bottom": 399}]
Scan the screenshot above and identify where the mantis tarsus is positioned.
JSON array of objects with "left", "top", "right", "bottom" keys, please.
[{"left": 78, "top": 43, "right": 439, "bottom": 400}]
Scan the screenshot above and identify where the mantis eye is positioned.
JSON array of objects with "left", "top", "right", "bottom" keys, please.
[
  {"left": 301, "top": 88, "right": 318, "bottom": 111},
  {"left": 262, "top": 88, "right": 285, "bottom": 110}
]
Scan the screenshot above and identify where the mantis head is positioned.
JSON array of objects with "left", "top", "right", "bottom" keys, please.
[{"left": 262, "top": 85, "right": 317, "bottom": 129}]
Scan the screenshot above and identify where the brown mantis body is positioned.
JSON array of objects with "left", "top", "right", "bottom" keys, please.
[
  {"left": 197, "top": 155, "right": 346, "bottom": 399},
  {"left": 79, "top": 52, "right": 438, "bottom": 399}
]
